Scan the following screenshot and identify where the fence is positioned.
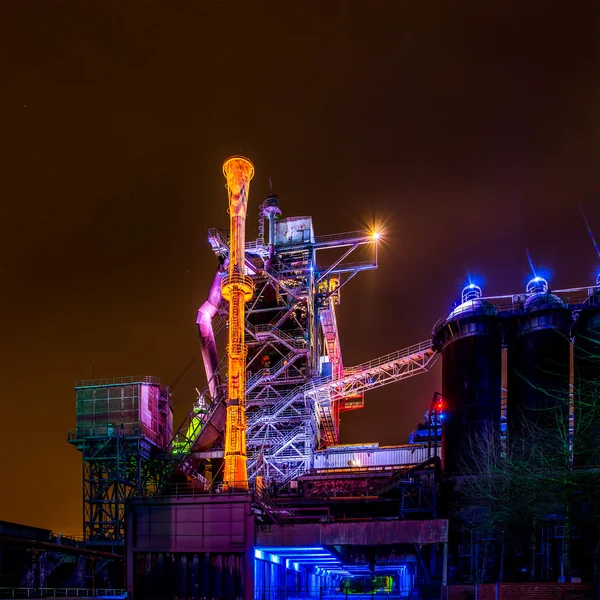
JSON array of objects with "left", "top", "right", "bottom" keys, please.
[
  {"left": 0, "top": 590, "right": 125, "bottom": 599},
  {"left": 442, "top": 582, "right": 595, "bottom": 600},
  {"left": 254, "top": 590, "right": 409, "bottom": 600}
]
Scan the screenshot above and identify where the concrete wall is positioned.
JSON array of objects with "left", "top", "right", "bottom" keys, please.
[{"left": 257, "top": 519, "right": 449, "bottom": 547}]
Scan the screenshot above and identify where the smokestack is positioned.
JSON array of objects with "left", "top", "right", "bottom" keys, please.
[{"left": 221, "top": 156, "right": 255, "bottom": 490}]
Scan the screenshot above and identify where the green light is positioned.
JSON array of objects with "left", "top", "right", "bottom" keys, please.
[{"left": 171, "top": 413, "right": 204, "bottom": 454}]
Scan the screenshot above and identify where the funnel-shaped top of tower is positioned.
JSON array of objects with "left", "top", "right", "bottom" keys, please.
[{"left": 222, "top": 156, "right": 255, "bottom": 216}]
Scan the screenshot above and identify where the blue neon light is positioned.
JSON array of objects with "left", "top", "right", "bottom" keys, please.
[
  {"left": 255, "top": 545, "right": 345, "bottom": 574},
  {"left": 256, "top": 546, "right": 324, "bottom": 552}
]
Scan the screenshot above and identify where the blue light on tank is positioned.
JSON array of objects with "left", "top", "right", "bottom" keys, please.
[
  {"left": 461, "top": 282, "right": 483, "bottom": 304},
  {"left": 526, "top": 275, "right": 549, "bottom": 294},
  {"left": 463, "top": 273, "right": 485, "bottom": 293}
]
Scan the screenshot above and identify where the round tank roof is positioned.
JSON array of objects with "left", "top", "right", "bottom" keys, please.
[
  {"left": 523, "top": 292, "right": 565, "bottom": 312},
  {"left": 446, "top": 285, "right": 497, "bottom": 321},
  {"left": 522, "top": 276, "right": 565, "bottom": 312},
  {"left": 447, "top": 299, "right": 498, "bottom": 321}
]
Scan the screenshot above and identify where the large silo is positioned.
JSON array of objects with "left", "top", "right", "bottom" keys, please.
[
  {"left": 507, "top": 277, "right": 571, "bottom": 448},
  {"left": 572, "top": 276, "right": 600, "bottom": 467},
  {"left": 433, "top": 284, "right": 503, "bottom": 474}
]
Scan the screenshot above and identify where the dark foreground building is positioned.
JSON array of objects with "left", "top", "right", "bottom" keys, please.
[
  {"left": 0, "top": 520, "right": 122, "bottom": 594},
  {"left": 126, "top": 459, "right": 448, "bottom": 600}
]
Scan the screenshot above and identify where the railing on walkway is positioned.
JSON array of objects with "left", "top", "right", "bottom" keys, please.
[
  {"left": 0, "top": 590, "right": 126, "bottom": 599},
  {"left": 74, "top": 375, "right": 159, "bottom": 388},
  {"left": 343, "top": 340, "right": 434, "bottom": 375},
  {"left": 254, "top": 589, "right": 411, "bottom": 599},
  {"left": 161, "top": 480, "right": 255, "bottom": 498}
]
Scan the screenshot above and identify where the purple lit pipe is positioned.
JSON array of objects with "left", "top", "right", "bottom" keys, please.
[{"left": 196, "top": 269, "right": 223, "bottom": 401}]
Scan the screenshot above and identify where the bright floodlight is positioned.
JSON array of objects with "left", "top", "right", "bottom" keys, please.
[
  {"left": 371, "top": 231, "right": 381, "bottom": 241},
  {"left": 526, "top": 275, "right": 549, "bottom": 294}
]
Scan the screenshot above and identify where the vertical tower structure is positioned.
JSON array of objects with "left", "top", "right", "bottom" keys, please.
[
  {"left": 507, "top": 276, "right": 571, "bottom": 446},
  {"left": 207, "top": 214, "right": 380, "bottom": 485},
  {"left": 433, "top": 284, "right": 502, "bottom": 473},
  {"left": 166, "top": 185, "right": 390, "bottom": 488},
  {"left": 68, "top": 376, "right": 172, "bottom": 546},
  {"left": 221, "top": 156, "right": 255, "bottom": 490}
]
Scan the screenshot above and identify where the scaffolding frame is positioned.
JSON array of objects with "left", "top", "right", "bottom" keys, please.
[
  {"left": 207, "top": 225, "right": 378, "bottom": 485},
  {"left": 68, "top": 379, "right": 171, "bottom": 546},
  {"left": 172, "top": 223, "right": 441, "bottom": 488}
]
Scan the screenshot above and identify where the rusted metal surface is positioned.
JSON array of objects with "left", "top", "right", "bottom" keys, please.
[{"left": 256, "top": 518, "right": 448, "bottom": 546}]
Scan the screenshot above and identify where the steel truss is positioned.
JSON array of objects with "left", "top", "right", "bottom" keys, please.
[
  {"left": 204, "top": 224, "right": 378, "bottom": 485},
  {"left": 69, "top": 433, "right": 168, "bottom": 546},
  {"left": 308, "top": 340, "right": 439, "bottom": 401},
  {"left": 178, "top": 221, "right": 439, "bottom": 488}
]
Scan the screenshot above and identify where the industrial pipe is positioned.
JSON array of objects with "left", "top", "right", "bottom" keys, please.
[
  {"left": 221, "top": 156, "right": 255, "bottom": 490},
  {"left": 196, "top": 269, "right": 223, "bottom": 402}
]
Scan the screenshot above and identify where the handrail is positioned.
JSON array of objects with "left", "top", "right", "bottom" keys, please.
[
  {"left": 74, "top": 375, "right": 160, "bottom": 388},
  {"left": 0, "top": 589, "right": 126, "bottom": 599},
  {"left": 209, "top": 227, "right": 374, "bottom": 252},
  {"left": 343, "top": 340, "right": 434, "bottom": 375},
  {"left": 161, "top": 481, "right": 254, "bottom": 498},
  {"left": 248, "top": 323, "right": 307, "bottom": 350},
  {"left": 314, "top": 230, "right": 368, "bottom": 244},
  {"left": 246, "top": 350, "right": 301, "bottom": 392},
  {"left": 316, "top": 260, "right": 377, "bottom": 275}
]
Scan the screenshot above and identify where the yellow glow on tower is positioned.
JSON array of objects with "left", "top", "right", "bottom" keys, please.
[{"left": 221, "top": 156, "right": 255, "bottom": 490}]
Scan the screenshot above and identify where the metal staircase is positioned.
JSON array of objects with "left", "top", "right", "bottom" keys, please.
[
  {"left": 248, "top": 322, "right": 307, "bottom": 351},
  {"left": 246, "top": 350, "right": 306, "bottom": 393},
  {"left": 317, "top": 394, "right": 339, "bottom": 446},
  {"left": 253, "top": 488, "right": 290, "bottom": 526},
  {"left": 320, "top": 301, "right": 343, "bottom": 379}
]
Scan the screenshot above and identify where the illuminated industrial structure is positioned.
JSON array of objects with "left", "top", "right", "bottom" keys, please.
[
  {"left": 169, "top": 178, "right": 440, "bottom": 487},
  {"left": 68, "top": 377, "right": 172, "bottom": 546},
  {"left": 221, "top": 156, "right": 255, "bottom": 490},
  {"left": 65, "top": 157, "right": 600, "bottom": 599},
  {"left": 119, "top": 159, "right": 448, "bottom": 599}
]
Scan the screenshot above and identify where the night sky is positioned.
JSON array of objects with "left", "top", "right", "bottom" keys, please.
[{"left": 1, "top": 1, "right": 599, "bottom": 535}]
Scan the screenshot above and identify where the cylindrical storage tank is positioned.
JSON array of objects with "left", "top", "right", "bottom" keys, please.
[
  {"left": 572, "top": 279, "right": 600, "bottom": 467},
  {"left": 433, "top": 284, "right": 503, "bottom": 474},
  {"left": 507, "top": 277, "right": 571, "bottom": 448}
]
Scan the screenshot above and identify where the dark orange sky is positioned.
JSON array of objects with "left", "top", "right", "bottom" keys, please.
[{"left": 0, "top": 1, "right": 599, "bottom": 535}]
